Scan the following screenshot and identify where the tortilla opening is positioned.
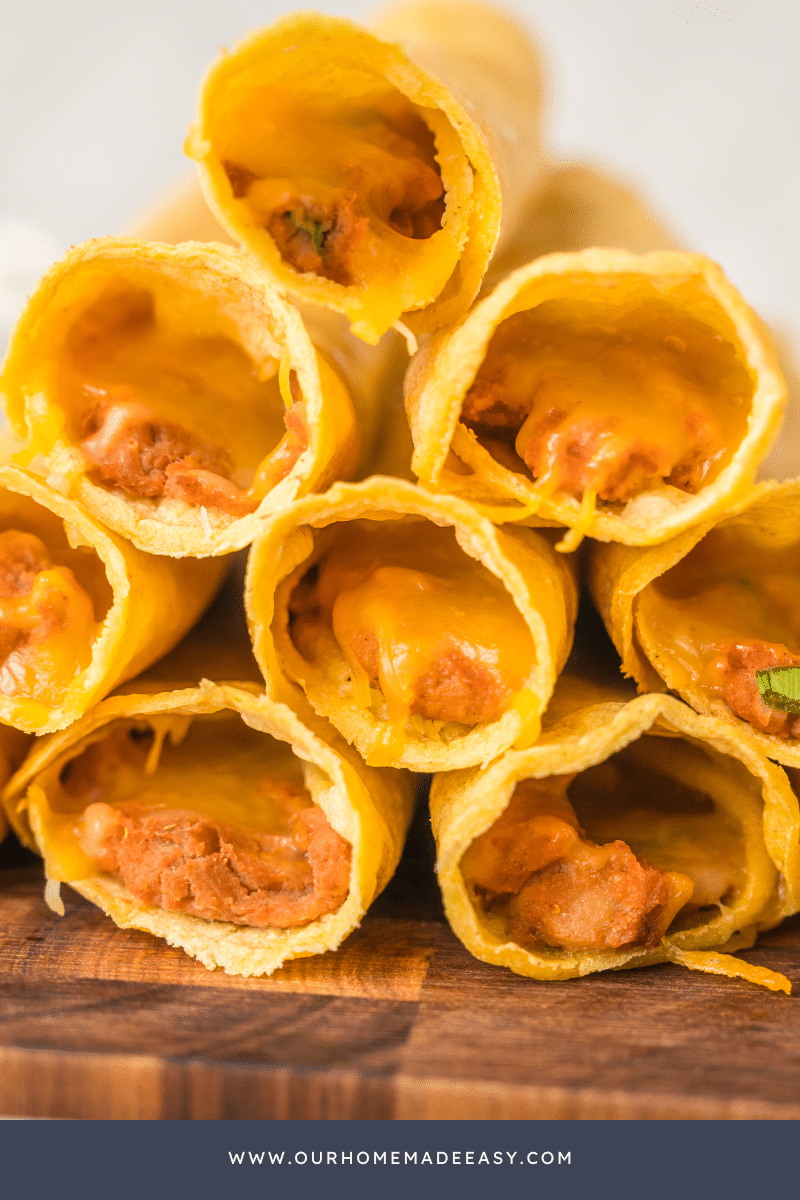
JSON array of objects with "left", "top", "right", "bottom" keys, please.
[
  {"left": 50, "top": 269, "right": 300, "bottom": 519},
  {"left": 31, "top": 710, "right": 352, "bottom": 930},
  {"left": 461, "top": 733, "right": 747, "bottom": 954},
  {"left": 282, "top": 514, "right": 537, "bottom": 752},
  {"left": 636, "top": 522, "right": 800, "bottom": 740},
  {"left": 457, "top": 280, "right": 753, "bottom": 516},
  {"left": 209, "top": 69, "right": 450, "bottom": 289}
]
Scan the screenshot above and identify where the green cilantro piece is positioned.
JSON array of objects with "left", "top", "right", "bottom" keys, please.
[
  {"left": 287, "top": 212, "right": 326, "bottom": 256},
  {"left": 756, "top": 666, "right": 800, "bottom": 713}
]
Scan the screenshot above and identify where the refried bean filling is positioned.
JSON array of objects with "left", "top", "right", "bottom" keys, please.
[
  {"left": 288, "top": 519, "right": 536, "bottom": 746},
  {"left": 59, "top": 282, "right": 307, "bottom": 516},
  {"left": 0, "top": 528, "right": 98, "bottom": 704},
  {"left": 636, "top": 525, "right": 800, "bottom": 738},
  {"left": 459, "top": 296, "right": 751, "bottom": 512},
  {"left": 53, "top": 717, "right": 351, "bottom": 929},
  {"left": 461, "top": 743, "right": 744, "bottom": 952},
  {"left": 219, "top": 90, "right": 445, "bottom": 286}
]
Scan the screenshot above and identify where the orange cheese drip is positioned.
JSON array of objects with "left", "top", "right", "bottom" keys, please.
[
  {"left": 0, "top": 530, "right": 98, "bottom": 705},
  {"left": 461, "top": 298, "right": 752, "bottom": 506},
  {"left": 292, "top": 520, "right": 536, "bottom": 757}
]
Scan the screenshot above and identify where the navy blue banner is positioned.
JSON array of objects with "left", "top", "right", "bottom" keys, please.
[{"left": 0, "top": 1119, "right": 795, "bottom": 1200}]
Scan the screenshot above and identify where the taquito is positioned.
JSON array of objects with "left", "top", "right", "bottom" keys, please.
[
  {"left": 3, "top": 679, "right": 414, "bottom": 976},
  {"left": 0, "top": 725, "right": 34, "bottom": 845},
  {"left": 590, "top": 479, "right": 800, "bottom": 768},
  {"left": 406, "top": 249, "right": 785, "bottom": 550},
  {"left": 0, "top": 463, "right": 225, "bottom": 734},
  {"left": 0, "top": 237, "right": 358, "bottom": 557},
  {"left": 485, "top": 161, "right": 680, "bottom": 284},
  {"left": 246, "top": 477, "right": 577, "bottom": 771},
  {"left": 433, "top": 676, "right": 799, "bottom": 991},
  {"left": 186, "top": 6, "right": 545, "bottom": 344}
]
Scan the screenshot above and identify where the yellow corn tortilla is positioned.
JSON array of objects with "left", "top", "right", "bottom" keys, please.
[
  {"left": 186, "top": 8, "right": 534, "bottom": 344},
  {"left": 245, "top": 476, "right": 577, "bottom": 771},
  {"left": 0, "top": 725, "right": 34, "bottom": 845},
  {"left": 370, "top": 1, "right": 546, "bottom": 263},
  {"left": 406, "top": 248, "right": 786, "bottom": 548},
  {"left": 0, "top": 463, "right": 226, "bottom": 734},
  {"left": 433, "top": 675, "right": 799, "bottom": 990},
  {"left": 590, "top": 478, "right": 800, "bottom": 768},
  {"left": 0, "top": 237, "right": 359, "bottom": 557},
  {"left": 3, "top": 678, "right": 414, "bottom": 977},
  {"left": 485, "top": 160, "right": 681, "bottom": 286}
]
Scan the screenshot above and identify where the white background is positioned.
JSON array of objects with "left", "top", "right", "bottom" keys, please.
[{"left": 1, "top": 0, "right": 798, "bottom": 467}]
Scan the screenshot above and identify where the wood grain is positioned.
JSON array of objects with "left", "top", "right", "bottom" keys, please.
[
  {"left": 0, "top": 873, "right": 436, "bottom": 1001},
  {"left": 2, "top": 798, "right": 800, "bottom": 1120}
]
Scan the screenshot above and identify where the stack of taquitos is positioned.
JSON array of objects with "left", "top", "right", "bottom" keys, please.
[
  {"left": 0, "top": 0, "right": 552, "bottom": 973},
  {"left": 381, "top": 35, "right": 796, "bottom": 989},
  {"left": 3, "top": 1, "right": 799, "bottom": 995}
]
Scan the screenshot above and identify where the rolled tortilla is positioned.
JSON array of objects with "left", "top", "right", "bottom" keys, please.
[
  {"left": 405, "top": 248, "right": 786, "bottom": 550},
  {"left": 433, "top": 675, "right": 799, "bottom": 991},
  {"left": 485, "top": 160, "right": 681, "bottom": 285},
  {"left": 186, "top": 6, "right": 544, "bottom": 344},
  {"left": 246, "top": 477, "right": 577, "bottom": 771},
  {"left": 2, "top": 678, "right": 414, "bottom": 976},
  {"left": 0, "top": 725, "right": 34, "bottom": 846},
  {"left": 0, "top": 463, "right": 226, "bottom": 734},
  {"left": 0, "top": 237, "right": 359, "bottom": 557},
  {"left": 590, "top": 478, "right": 800, "bottom": 769}
]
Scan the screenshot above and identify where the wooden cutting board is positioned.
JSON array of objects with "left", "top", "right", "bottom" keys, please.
[{"left": 2, "top": 805, "right": 800, "bottom": 1122}]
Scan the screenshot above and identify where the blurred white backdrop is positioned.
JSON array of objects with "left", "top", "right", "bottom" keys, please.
[{"left": 1, "top": 0, "right": 798, "bottom": 463}]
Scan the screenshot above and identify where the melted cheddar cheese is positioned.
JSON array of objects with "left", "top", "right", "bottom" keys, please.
[
  {"left": 0, "top": 529, "right": 99, "bottom": 708},
  {"left": 205, "top": 70, "right": 470, "bottom": 339},
  {"left": 50, "top": 276, "right": 298, "bottom": 513},
  {"left": 290, "top": 519, "right": 537, "bottom": 762},
  {"left": 460, "top": 292, "right": 753, "bottom": 515}
]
